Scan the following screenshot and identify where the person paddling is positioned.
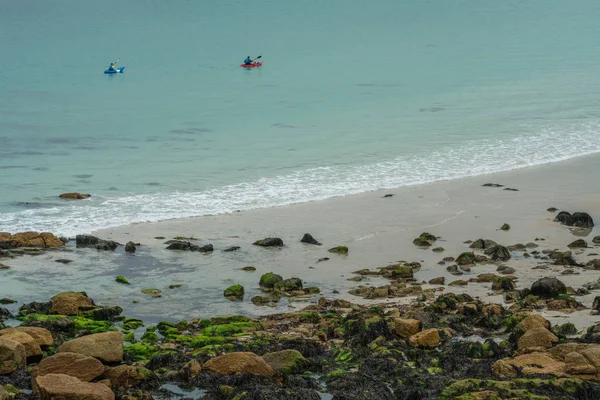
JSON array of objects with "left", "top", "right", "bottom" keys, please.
[
  {"left": 108, "top": 62, "right": 118, "bottom": 71},
  {"left": 244, "top": 56, "right": 253, "bottom": 65}
]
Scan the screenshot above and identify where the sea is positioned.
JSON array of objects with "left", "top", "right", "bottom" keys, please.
[{"left": 3, "top": 0, "right": 600, "bottom": 236}]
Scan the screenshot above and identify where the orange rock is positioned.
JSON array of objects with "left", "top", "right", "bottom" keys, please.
[
  {"left": 50, "top": 292, "right": 94, "bottom": 316},
  {"left": 0, "top": 330, "right": 42, "bottom": 357},
  {"left": 202, "top": 352, "right": 273, "bottom": 376},
  {"left": 103, "top": 365, "right": 155, "bottom": 388},
  {"left": 59, "top": 193, "right": 91, "bottom": 200},
  {"left": 394, "top": 318, "right": 421, "bottom": 339},
  {"left": 38, "top": 352, "right": 104, "bottom": 382},
  {"left": 409, "top": 328, "right": 440, "bottom": 348},
  {"left": 57, "top": 332, "right": 123, "bottom": 364},
  {"left": 0, "top": 338, "right": 26, "bottom": 374},
  {"left": 0, "top": 327, "right": 53, "bottom": 347},
  {"left": 517, "top": 327, "right": 558, "bottom": 350},
  {"left": 36, "top": 373, "right": 114, "bottom": 400}
]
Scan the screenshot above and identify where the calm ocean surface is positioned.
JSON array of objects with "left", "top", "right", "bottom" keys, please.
[{"left": 2, "top": 0, "right": 600, "bottom": 235}]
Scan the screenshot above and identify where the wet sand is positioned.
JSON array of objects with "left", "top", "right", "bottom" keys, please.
[{"left": 3, "top": 154, "right": 600, "bottom": 328}]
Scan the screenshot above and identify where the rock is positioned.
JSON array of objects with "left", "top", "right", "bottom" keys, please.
[
  {"left": 59, "top": 193, "right": 91, "bottom": 200},
  {"left": 547, "top": 207, "right": 558, "bottom": 213},
  {"left": 565, "top": 352, "right": 597, "bottom": 375},
  {"left": 0, "top": 327, "right": 52, "bottom": 347},
  {"left": 196, "top": 244, "right": 214, "bottom": 252},
  {"left": 103, "top": 365, "right": 156, "bottom": 389},
  {"left": 55, "top": 259, "right": 73, "bottom": 264},
  {"left": 0, "top": 338, "right": 26, "bottom": 374},
  {"left": 593, "top": 236, "right": 600, "bottom": 244},
  {"left": 0, "top": 330, "right": 41, "bottom": 358},
  {"left": 36, "top": 373, "right": 114, "bottom": 400},
  {"left": 223, "top": 246, "right": 240, "bottom": 252},
  {"left": 115, "top": 276, "right": 130, "bottom": 285},
  {"left": 141, "top": 289, "right": 161, "bottom": 298},
  {"left": 531, "top": 278, "right": 567, "bottom": 299},
  {"left": 50, "top": 292, "right": 93, "bottom": 315},
  {"left": 491, "top": 277, "right": 515, "bottom": 291},
  {"left": 259, "top": 272, "right": 283, "bottom": 289},
  {"left": 223, "top": 285, "right": 244, "bottom": 300},
  {"left": 0, "top": 299, "right": 15, "bottom": 305},
  {"left": 449, "top": 280, "right": 468, "bottom": 286},
  {"left": 3, "top": 232, "right": 65, "bottom": 248},
  {"left": 413, "top": 232, "right": 437, "bottom": 247},
  {"left": 518, "top": 315, "right": 551, "bottom": 332},
  {"left": 75, "top": 235, "right": 118, "bottom": 251},
  {"left": 57, "top": 332, "right": 123, "bottom": 364},
  {"left": 484, "top": 245, "right": 511, "bottom": 261},
  {"left": 328, "top": 246, "right": 348, "bottom": 254},
  {"left": 568, "top": 239, "right": 588, "bottom": 248},
  {"left": 165, "top": 241, "right": 213, "bottom": 252},
  {"left": 383, "top": 194, "right": 394, "bottom": 198},
  {"left": 124, "top": 242, "right": 136, "bottom": 253},
  {"left": 241, "top": 266, "right": 256, "bottom": 271},
  {"left": 409, "top": 328, "right": 440, "bottom": 348},
  {"left": 38, "top": 352, "right": 104, "bottom": 382},
  {"left": 394, "top": 318, "right": 421, "bottom": 339},
  {"left": 253, "top": 238, "right": 284, "bottom": 247},
  {"left": 500, "top": 223, "right": 510, "bottom": 231},
  {"left": 300, "top": 234, "right": 321, "bottom": 245},
  {"left": 549, "top": 251, "right": 577, "bottom": 266},
  {"left": 168, "top": 284, "right": 182, "bottom": 289},
  {"left": 262, "top": 350, "right": 307, "bottom": 374},
  {"left": 497, "top": 266, "right": 515, "bottom": 275},
  {"left": 517, "top": 327, "right": 558, "bottom": 350},
  {"left": 274, "top": 278, "right": 303, "bottom": 292},
  {"left": 493, "top": 353, "right": 563, "bottom": 378},
  {"left": 429, "top": 277, "right": 445, "bottom": 285},
  {"left": 593, "top": 296, "right": 600, "bottom": 312},
  {"left": 469, "top": 239, "right": 497, "bottom": 250},
  {"left": 456, "top": 252, "right": 476, "bottom": 265},
  {"left": 555, "top": 211, "right": 594, "bottom": 228},
  {"left": 432, "top": 247, "right": 445, "bottom": 253},
  {"left": 202, "top": 352, "right": 273, "bottom": 376},
  {"left": 482, "top": 183, "right": 503, "bottom": 187},
  {"left": 179, "top": 359, "right": 202, "bottom": 380},
  {"left": 446, "top": 265, "right": 463, "bottom": 275},
  {"left": 317, "top": 257, "right": 329, "bottom": 262}
]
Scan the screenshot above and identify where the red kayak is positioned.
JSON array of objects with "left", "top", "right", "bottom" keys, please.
[{"left": 240, "top": 62, "right": 263, "bottom": 68}]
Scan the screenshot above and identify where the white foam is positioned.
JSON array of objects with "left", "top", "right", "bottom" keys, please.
[{"left": 1, "top": 121, "right": 599, "bottom": 236}]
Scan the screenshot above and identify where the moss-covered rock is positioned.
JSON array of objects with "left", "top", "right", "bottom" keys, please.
[
  {"left": 263, "top": 349, "right": 308, "bottom": 374},
  {"left": 253, "top": 238, "right": 284, "bottom": 247},
  {"left": 328, "top": 246, "right": 349, "bottom": 254},
  {"left": 115, "top": 276, "right": 130, "bottom": 285},
  {"left": 224, "top": 284, "right": 245, "bottom": 300},
  {"left": 141, "top": 288, "right": 162, "bottom": 298},
  {"left": 456, "top": 252, "right": 476, "bottom": 265},
  {"left": 122, "top": 318, "right": 143, "bottom": 331},
  {"left": 200, "top": 322, "right": 262, "bottom": 337},
  {"left": 259, "top": 272, "right": 283, "bottom": 289},
  {"left": 274, "top": 278, "right": 303, "bottom": 292}
]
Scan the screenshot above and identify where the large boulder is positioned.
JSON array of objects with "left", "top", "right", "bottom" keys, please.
[
  {"left": 469, "top": 239, "right": 498, "bottom": 249},
  {"left": 484, "top": 245, "right": 511, "bottom": 261},
  {"left": 4, "top": 232, "right": 64, "bottom": 248},
  {"left": 0, "top": 327, "right": 53, "bottom": 347},
  {"left": 50, "top": 292, "right": 94, "bottom": 315},
  {"left": 36, "top": 374, "right": 115, "bottom": 400},
  {"left": 517, "top": 328, "right": 559, "bottom": 350},
  {"left": 300, "top": 234, "right": 321, "bottom": 245},
  {"left": 394, "top": 318, "right": 421, "bottom": 339},
  {"left": 530, "top": 278, "right": 567, "bottom": 299},
  {"left": 262, "top": 350, "right": 308, "bottom": 374},
  {"left": 0, "top": 338, "right": 26, "bottom": 374},
  {"left": 273, "top": 278, "right": 303, "bottom": 292},
  {"left": 408, "top": 328, "right": 440, "bottom": 348},
  {"left": 493, "top": 353, "right": 563, "bottom": 378},
  {"left": 0, "top": 330, "right": 41, "bottom": 358},
  {"left": 57, "top": 332, "right": 123, "bottom": 364},
  {"left": 259, "top": 272, "right": 283, "bottom": 289},
  {"left": 38, "top": 352, "right": 104, "bottom": 382},
  {"left": 202, "top": 352, "right": 273, "bottom": 376},
  {"left": 59, "top": 193, "right": 91, "bottom": 200}
]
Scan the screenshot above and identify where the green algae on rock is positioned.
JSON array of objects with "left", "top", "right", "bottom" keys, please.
[
  {"left": 115, "top": 276, "right": 130, "bottom": 285},
  {"left": 259, "top": 272, "right": 283, "bottom": 289},
  {"left": 141, "top": 288, "right": 162, "bottom": 298},
  {"left": 224, "top": 284, "right": 245, "bottom": 300},
  {"left": 328, "top": 246, "right": 348, "bottom": 254}
]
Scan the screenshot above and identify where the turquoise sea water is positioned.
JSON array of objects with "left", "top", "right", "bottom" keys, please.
[{"left": 2, "top": 0, "right": 600, "bottom": 235}]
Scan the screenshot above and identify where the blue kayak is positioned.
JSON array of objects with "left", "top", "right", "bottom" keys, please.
[{"left": 104, "top": 66, "right": 125, "bottom": 74}]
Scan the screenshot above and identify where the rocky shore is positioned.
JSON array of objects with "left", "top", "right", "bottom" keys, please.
[{"left": 2, "top": 205, "right": 600, "bottom": 399}]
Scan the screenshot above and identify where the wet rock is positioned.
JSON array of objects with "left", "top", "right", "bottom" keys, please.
[
  {"left": 317, "top": 257, "right": 329, "bottom": 263},
  {"left": 241, "top": 266, "right": 256, "bottom": 271},
  {"left": 57, "top": 332, "right": 123, "bottom": 364},
  {"left": 141, "top": 289, "right": 161, "bottom": 298},
  {"left": 1, "top": 232, "right": 65, "bottom": 249},
  {"left": 446, "top": 265, "right": 463, "bottom": 276},
  {"left": 202, "top": 352, "right": 273, "bottom": 376},
  {"left": 0, "top": 299, "right": 15, "bottom": 305},
  {"left": 548, "top": 207, "right": 558, "bottom": 212},
  {"left": 103, "top": 365, "right": 157, "bottom": 389},
  {"left": 456, "top": 252, "right": 476, "bottom": 265},
  {"left": 50, "top": 292, "right": 93, "bottom": 316},
  {"left": 115, "top": 276, "right": 130, "bottom": 285},
  {"left": 327, "top": 373, "right": 393, "bottom": 400},
  {"left": 432, "top": 247, "right": 445, "bottom": 253},
  {"left": 500, "top": 223, "right": 510, "bottom": 231},
  {"left": 223, "top": 285, "right": 244, "bottom": 300},
  {"left": 449, "top": 280, "right": 468, "bottom": 286},
  {"left": 0, "top": 330, "right": 40, "bottom": 358},
  {"left": 555, "top": 323, "right": 578, "bottom": 336},
  {"left": 517, "top": 327, "right": 559, "bottom": 350},
  {"left": 469, "top": 239, "right": 497, "bottom": 250},
  {"left": 568, "top": 239, "right": 588, "bottom": 248},
  {"left": 223, "top": 246, "right": 240, "bottom": 252},
  {"left": 262, "top": 350, "right": 308, "bottom": 374},
  {"left": 75, "top": 235, "right": 119, "bottom": 251},
  {"left": 531, "top": 278, "right": 567, "bottom": 299},
  {"left": 38, "top": 352, "right": 104, "bottom": 382},
  {"left": 429, "top": 277, "right": 445, "bottom": 285},
  {"left": 251, "top": 293, "right": 281, "bottom": 306},
  {"left": 413, "top": 232, "right": 437, "bottom": 247},
  {"left": 59, "top": 193, "right": 91, "bottom": 200},
  {"left": 55, "top": 259, "right": 73, "bottom": 264},
  {"left": 36, "top": 373, "right": 114, "bottom": 400},
  {"left": 274, "top": 278, "right": 303, "bottom": 292},
  {"left": 0, "top": 338, "right": 26, "bottom": 374},
  {"left": 124, "top": 242, "right": 136, "bottom": 253},
  {"left": 166, "top": 241, "right": 213, "bottom": 252},
  {"left": 300, "top": 234, "right": 321, "bottom": 245},
  {"left": 383, "top": 194, "right": 394, "bottom": 198},
  {"left": 497, "top": 265, "right": 515, "bottom": 275},
  {"left": 493, "top": 353, "right": 563, "bottom": 378},
  {"left": 593, "top": 296, "right": 600, "bottom": 312},
  {"left": 565, "top": 351, "right": 597, "bottom": 375},
  {"left": 484, "top": 245, "right": 511, "bottom": 261},
  {"left": 328, "top": 246, "right": 348, "bottom": 254},
  {"left": 482, "top": 183, "right": 503, "bottom": 187},
  {"left": 491, "top": 277, "right": 515, "bottom": 291},
  {"left": 549, "top": 251, "right": 577, "bottom": 266},
  {"left": 253, "top": 238, "right": 284, "bottom": 247},
  {"left": 555, "top": 211, "right": 594, "bottom": 228},
  {"left": 409, "top": 328, "right": 440, "bottom": 348},
  {"left": 259, "top": 273, "right": 283, "bottom": 289},
  {"left": 394, "top": 318, "right": 421, "bottom": 339},
  {"left": 179, "top": 359, "right": 201, "bottom": 380}
]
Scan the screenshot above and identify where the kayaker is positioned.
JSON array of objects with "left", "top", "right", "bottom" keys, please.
[
  {"left": 244, "top": 56, "right": 252, "bottom": 65},
  {"left": 108, "top": 62, "right": 117, "bottom": 71}
]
